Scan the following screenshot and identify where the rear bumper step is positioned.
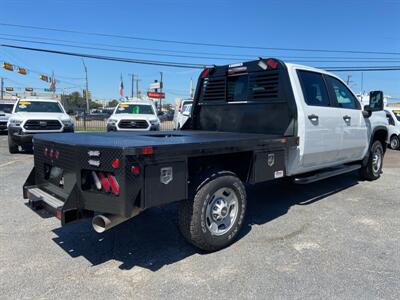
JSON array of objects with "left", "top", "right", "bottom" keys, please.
[
  {"left": 294, "top": 164, "right": 361, "bottom": 184},
  {"left": 26, "top": 187, "right": 64, "bottom": 218}
]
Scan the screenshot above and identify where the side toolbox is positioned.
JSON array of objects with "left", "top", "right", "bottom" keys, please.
[
  {"left": 250, "top": 150, "right": 286, "bottom": 183},
  {"left": 144, "top": 161, "right": 187, "bottom": 208}
]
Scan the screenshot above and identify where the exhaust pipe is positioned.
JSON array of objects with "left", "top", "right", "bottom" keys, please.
[{"left": 92, "top": 207, "right": 142, "bottom": 233}]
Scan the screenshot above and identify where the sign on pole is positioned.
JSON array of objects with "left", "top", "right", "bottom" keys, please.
[
  {"left": 147, "top": 91, "right": 165, "bottom": 99},
  {"left": 149, "top": 81, "right": 161, "bottom": 90}
]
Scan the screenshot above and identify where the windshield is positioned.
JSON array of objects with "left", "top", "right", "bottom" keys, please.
[
  {"left": 15, "top": 101, "right": 63, "bottom": 113},
  {"left": 392, "top": 110, "right": 400, "bottom": 122},
  {"left": 0, "top": 104, "right": 14, "bottom": 114},
  {"left": 115, "top": 104, "right": 154, "bottom": 115}
]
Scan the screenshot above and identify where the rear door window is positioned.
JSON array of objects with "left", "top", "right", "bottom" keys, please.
[
  {"left": 298, "top": 70, "right": 331, "bottom": 107},
  {"left": 326, "top": 76, "right": 360, "bottom": 110}
]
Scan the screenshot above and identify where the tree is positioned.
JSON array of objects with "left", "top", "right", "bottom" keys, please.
[{"left": 107, "top": 99, "right": 119, "bottom": 107}]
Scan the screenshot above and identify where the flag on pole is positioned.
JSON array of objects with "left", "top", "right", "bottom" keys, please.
[
  {"left": 119, "top": 74, "right": 124, "bottom": 97},
  {"left": 49, "top": 72, "right": 56, "bottom": 92}
]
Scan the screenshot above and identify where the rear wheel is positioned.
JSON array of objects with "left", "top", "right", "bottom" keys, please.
[
  {"left": 360, "top": 140, "right": 384, "bottom": 181},
  {"left": 178, "top": 170, "right": 247, "bottom": 252},
  {"left": 390, "top": 135, "right": 400, "bottom": 150},
  {"left": 8, "top": 134, "right": 19, "bottom": 154}
]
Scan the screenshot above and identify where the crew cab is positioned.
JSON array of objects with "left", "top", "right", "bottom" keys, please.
[
  {"left": 7, "top": 98, "right": 74, "bottom": 153},
  {"left": 23, "top": 59, "right": 387, "bottom": 251},
  {"left": 0, "top": 102, "right": 14, "bottom": 132},
  {"left": 106, "top": 100, "right": 160, "bottom": 131},
  {"left": 385, "top": 107, "right": 400, "bottom": 150}
]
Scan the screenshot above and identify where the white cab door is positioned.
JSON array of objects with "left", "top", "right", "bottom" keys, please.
[
  {"left": 325, "top": 76, "right": 368, "bottom": 161},
  {"left": 297, "top": 70, "right": 343, "bottom": 169}
]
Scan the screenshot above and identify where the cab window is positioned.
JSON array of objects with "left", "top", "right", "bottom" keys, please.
[
  {"left": 326, "top": 76, "right": 360, "bottom": 110},
  {"left": 298, "top": 70, "right": 331, "bottom": 107}
]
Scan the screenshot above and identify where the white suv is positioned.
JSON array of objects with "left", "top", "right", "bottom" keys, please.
[
  {"left": 7, "top": 98, "right": 74, "bottom": 153},
  {"left": 106, "top": 101, "right": 160, "bottom": 132},
  {"left": 385, "top": 107, "right": 400, "bottom": 150}
]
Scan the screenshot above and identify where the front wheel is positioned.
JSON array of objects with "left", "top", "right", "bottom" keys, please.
[
  {"left": 178, "top": 170, "right": 247, "bottom": 252},
  {"left": 8, "top": 134, "right": 19, "bottom": 154},
  {"left": 360, "top": 140, "right": 384, "bottom": 181},
  {"left": 390, "top": 135, "right": 400, "bottom": 150}
]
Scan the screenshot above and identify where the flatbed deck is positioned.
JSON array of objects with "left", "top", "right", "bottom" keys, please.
[
  {"left": 34, "top": 131, "right": 294, "bottom": 156},
  {"left": 35, "top": 131, "right": 284, "bottom": 147}
]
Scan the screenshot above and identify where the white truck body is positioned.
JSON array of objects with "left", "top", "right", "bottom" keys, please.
[{"left": 284, "top": 63, "right": 388, "bottom": 176}]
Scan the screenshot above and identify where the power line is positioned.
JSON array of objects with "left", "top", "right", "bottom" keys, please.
[
  {"left": 0, "top": 37, "right": 247, "bottom": 61},
  {"left": 2, "top": 43, "right": 400, "bottom": 73},
  {"left": 1, "top": 22, "right": 400, "bottom": 56},
  {"left": 3, "top": 36, "right": 400, "bottom": 64},
  {"left": 2, "top": 33, "right": 400, "bottom": 61},
  {"left": 0, "top": 44, "right": 206, "bottom": 69}
]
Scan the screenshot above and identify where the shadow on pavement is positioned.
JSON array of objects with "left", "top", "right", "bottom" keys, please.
[{"left": 52, "top": 172, "right": 359, "bottom": 271}]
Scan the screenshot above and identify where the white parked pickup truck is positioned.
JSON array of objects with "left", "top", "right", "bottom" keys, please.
[
  {"left": 385, "top": 107, "right": 400, "bottom": 150},
  {"left": 106, "top": 100, "right": 160, "bottom": 131},
  {"left": 8, "top": 98, "right": 74, "bottom": 153},
  {"left": 23, "top": 59, "right": 388, "bottom": 251}
]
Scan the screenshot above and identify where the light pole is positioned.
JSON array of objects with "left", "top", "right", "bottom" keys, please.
[{"left": 82, "top": 59, "right": 89, "bottom": 112}]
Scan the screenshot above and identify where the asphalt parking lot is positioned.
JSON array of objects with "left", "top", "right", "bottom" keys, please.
[{"left": 0, "top": 133, "right": 399, "bottom": 299}]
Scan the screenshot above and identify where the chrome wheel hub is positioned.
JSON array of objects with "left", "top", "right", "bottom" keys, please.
[
  {"left": 372, "top": 148, "right": 382, "bottom": 174},
  {"left": 206, "top": 188, "right": 238, "bottom": 236},
  {"left": 391, "top": 138, "right": 398, "bottom": 149}
]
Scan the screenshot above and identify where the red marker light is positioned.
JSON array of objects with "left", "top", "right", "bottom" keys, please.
[
  {"left": 131, "top": 165, "right": 140, "bottom": 175},
  {"left": 55, "top": 150, "right": 60, "bottom": 159},
  {"left": 111, "top": 159, "right": 119, "bottom": 169},
  {"left": 200, "top": 68, "right": 209, "bottom": 78},
  {"left": 142, "top": 146, "right": 154, "bottom": 155},
  {"left": 266, "top": 59, "right": 278, "bottom": 69},
  {"left": 55, "top": 210, "right": 62, "bottom": 220},
  {"left": 44, "top": 147, "right": 48, "bottom": 156},
  {"left": 49, "top": 148, "right": 54, "bottom": 158}
]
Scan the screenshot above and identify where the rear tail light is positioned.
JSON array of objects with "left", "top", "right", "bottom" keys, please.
[
  {"left": 107, "top": 174, "right": 120, "bottom": 195},
  {"left": 98, "top": 172, "right": 111, "bottom": 192}
]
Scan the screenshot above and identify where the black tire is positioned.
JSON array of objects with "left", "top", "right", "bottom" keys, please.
[
  {"left": 390, "top": 135, "right": 400, "bottom": 150},
  {"left": 178, "top": 170, "right": 247, "bottom": 252},
  {"left": 8, "top": 134, "right": 19, "bottom": 154},
  {"left": 360, "top": 140, "right": 384, "bottom": 181}
]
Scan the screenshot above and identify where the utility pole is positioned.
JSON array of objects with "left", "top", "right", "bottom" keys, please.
[
  {"left": 135, "top": 77, "right": 141, "bottom": 99},
  {"left": 361, "top": 72, "right": 364, "bottom": 94},
  {"left": 346, "top": 75, "right": 352, "bottom": 85},
  {"left": 128, "top": 73, "right": 135, "bottom": 98},
  {"left": 0, "top": 77, "right": 4, "bottom": 100},
  {"left": 159, "top": 72, "right": 163, "bottom": 112},
  {"left": 82, "top": 59, "right": 89, "bottom": 112}
]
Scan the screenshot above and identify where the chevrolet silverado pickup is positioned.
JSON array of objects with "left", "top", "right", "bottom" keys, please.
[{"left": 23, "top": 58, "right": 388, "bottom": 251}]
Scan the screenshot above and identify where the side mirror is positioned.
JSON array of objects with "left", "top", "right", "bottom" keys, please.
[{"left": 363, "top": 91, "right": 384, "bottom": 117}]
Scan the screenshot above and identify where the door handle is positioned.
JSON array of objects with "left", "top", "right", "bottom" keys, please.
[
  {"left": 308, "top": 114, "right": 319, "bottom": 122},
  {"left": 343, "top": 115, "right": 351, "bottom": 122}
]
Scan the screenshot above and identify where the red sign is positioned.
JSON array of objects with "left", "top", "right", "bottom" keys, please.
[{"left": 147, "top": 91, "right": 165, "bottom": 99}]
